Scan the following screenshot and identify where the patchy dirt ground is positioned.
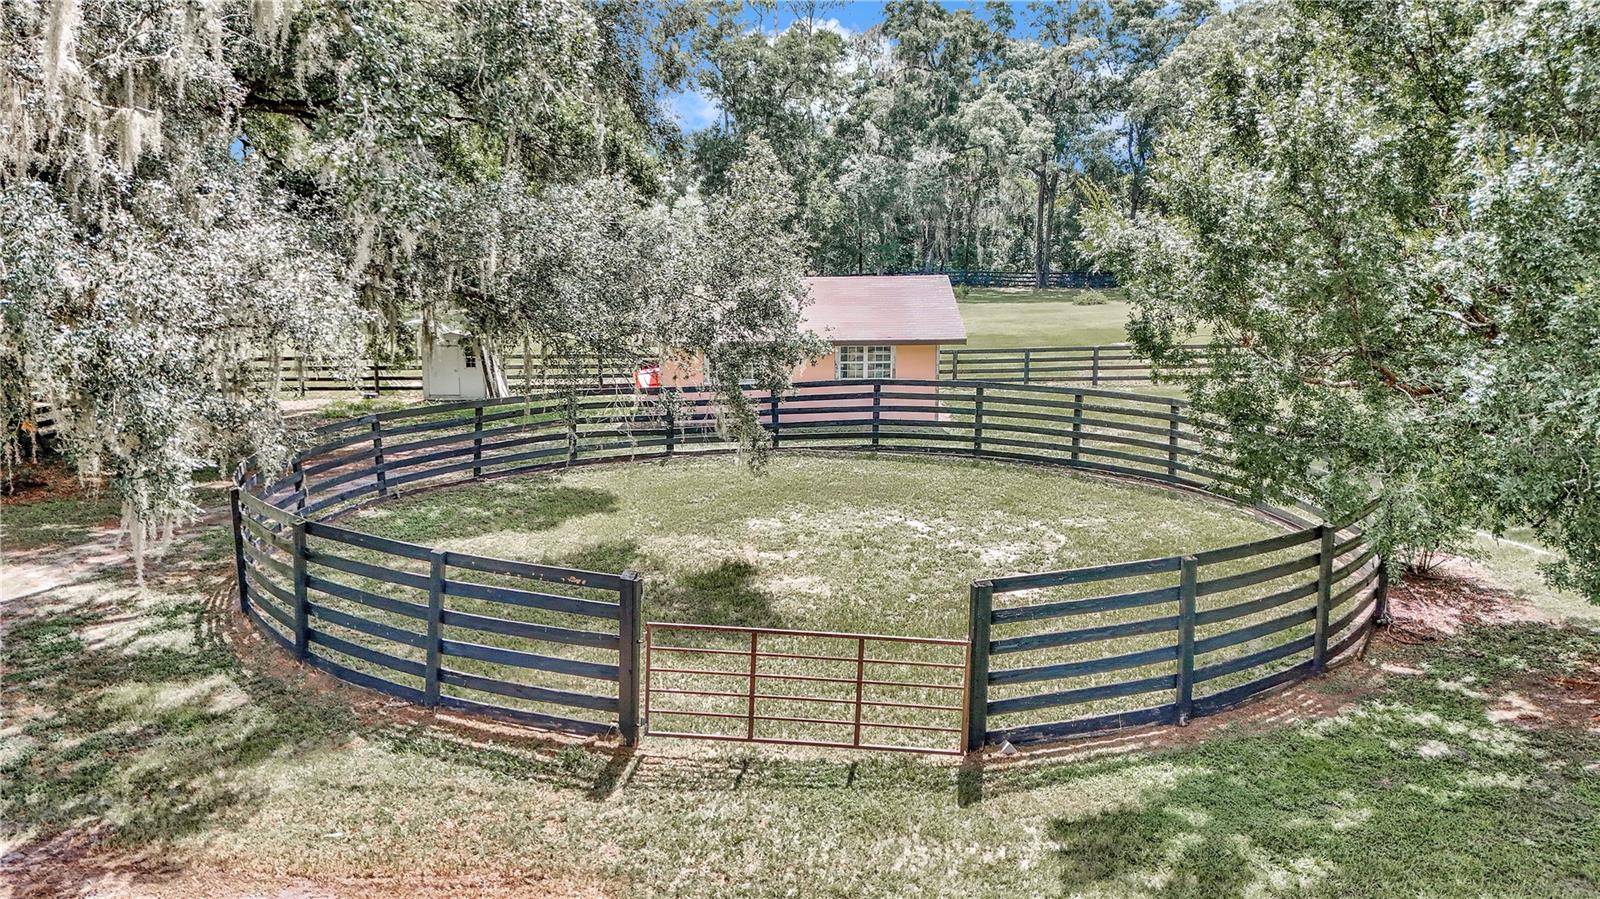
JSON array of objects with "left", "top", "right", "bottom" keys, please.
[
  {"left": 1386, "top": 558, "right": 1560, "bottom": 638},
  {"left": 5, "top": 526, "right": 1597, "bottom": 897},
  {"left": 1, "top": 461, "right": 100, "bottom": 508}
]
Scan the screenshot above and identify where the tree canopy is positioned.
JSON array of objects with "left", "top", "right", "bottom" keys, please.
[
  {"left": 671, "top": 0, "right": 1214, "bottom": 280},
  {"left": 1, "top": 0, "right": 819, "bottom": 558},
  {"left": 1080, "top": 0, "right": 1600, "bottom": 601}
]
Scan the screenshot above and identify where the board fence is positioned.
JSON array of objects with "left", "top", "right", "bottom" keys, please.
[{"left": 230, "top": 378, "right": 1385, "bottom": 750}]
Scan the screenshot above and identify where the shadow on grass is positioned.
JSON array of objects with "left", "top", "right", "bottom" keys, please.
[
  {"left": 0, "top": 571, "right": 354, "bottom": 850},
  {"left": 548, "top": 540, "right": 785, "bottom": 629},
  {"left": 358, "top": 480, "right": 620, "bottom": 542},
  {"left": 965, "top": 624, "right": 1600, "bottom": 897},
  {"left": 0, "top": 560, "right": 652, "bottom": 863}
]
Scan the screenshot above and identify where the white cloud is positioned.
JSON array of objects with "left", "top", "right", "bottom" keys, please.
[
  {"left": 667, "top": 88, "right": 721, "bottom": 131},
  {"left": 813, "top": 17, "right": 852, "bottom": 38}
]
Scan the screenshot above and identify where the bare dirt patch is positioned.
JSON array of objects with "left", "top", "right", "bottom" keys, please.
[
  {"left": 1384, "top": 558, "right": 1555, "bottom": 642},
  {"left": 1487, "top": 663, "right": 1600, "bottom": 734}
]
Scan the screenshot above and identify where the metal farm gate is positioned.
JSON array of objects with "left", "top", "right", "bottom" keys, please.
[{"left": 643, "top": 623, "right": 971, "bottom": 755}]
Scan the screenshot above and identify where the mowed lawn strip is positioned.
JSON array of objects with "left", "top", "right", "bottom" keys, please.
[{"left": 4, "top": 552, "right": 1598, "bottom": 897}]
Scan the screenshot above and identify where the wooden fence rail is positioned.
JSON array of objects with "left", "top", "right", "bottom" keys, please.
[
  {"left": 867, "top": 270, "right": 1117, "bottom": 289},
  {"left": 248, "top": 352, "right": 638, "bottom": 395},
  {"left": 249, "top": 341, "right": 1212, "bottom": 395},
  {"left": 231, "top": 378, "right": 1383, "bottom": 750},
  {"left": 939, "top": 343, "right": 1213, "bottom": 386}
]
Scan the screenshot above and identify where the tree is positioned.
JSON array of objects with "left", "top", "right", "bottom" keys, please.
[
  {"left": 1, "top": 0, "right": 367, "bottom": 563},
  {"left": 1080, "top": 0, "right": 1600, "bottom": 601},
  {"left": 2, "top": 0, "right": 820, "bottom": 560}
]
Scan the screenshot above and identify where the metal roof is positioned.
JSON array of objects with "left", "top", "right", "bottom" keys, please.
[{"left": 801, "top": 276, "right": 968, "bottom": 345}]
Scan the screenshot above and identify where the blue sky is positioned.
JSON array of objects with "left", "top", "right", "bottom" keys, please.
[
  {"left": 665, "top": 0, "right": 1243, "bottom": 130},
  {"left": 666, "top": 1, "right": 1007, "bottom": 130}
]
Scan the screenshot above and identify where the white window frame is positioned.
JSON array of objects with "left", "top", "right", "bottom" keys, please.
[{"left": 835, "top": 344, "right": 895, "bottom": 380}]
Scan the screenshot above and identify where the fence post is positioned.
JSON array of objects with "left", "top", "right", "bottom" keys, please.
[
  {"left": 370, "top": 418, "right": 388, "bottom": 498},
  {"left": 618, "top": 571, "right": 644, "bottom": 746},
  {"left": 1070, "top": 393, "right": 1084, "bottom": 462},
  {"left": 973, "top": 385, "right": 985, "bottom": 456},
  {"left": 1175, "top": 556, "right": 1198, "bottom": 725},
  {"left": 566, "top": 395, "right": 579, "bottom": 465},
  {"left": 965, "top": 580, "right": 993, "bottom": 752},
  {"left": 291, "top": 517, "right": 309, "bottom": 660},
  {"left": 371, "top": 363, "right": 381, "bottom": 396},
  {"left": 291, "top": 458, "right": 307, "bottom": 512},
  {"left": 664, "top": 395, "right": 676, "bottom": 457},
  {"left": 471, "top": 405, "right": 484, "bottom": 478},
  {"left": 1374, "top": 559, "right": 1391, "bottom": 627},
  {"left": 951, "top": 351, "right": 960, "bottom": 380},
  {"left": 872, "top": 382, "right": 881, "bottom": 448},
  {"left": 1167, "top": 403, "right": 1180, "bottom": 479},
  {"left": 1023, "top": 349, "right": 1033, "bottom": 385},
  {"left": 1091, "top": 346, "right": 1101, "bottom": 387},
  {"left": 769, "top": 390, "right": 781, "bottom": 448},
  {"left": 426, "top": 549, "right": 445, "bottom": 706},
  {"left": 1314, "top": 524, "right": 1334, "bottom": 672},
  {"left": 296, "top": 355, "right": 306, "bottom": 397},
  {"left": 229, "top": 487, "right": 249, "bottom": 612}
]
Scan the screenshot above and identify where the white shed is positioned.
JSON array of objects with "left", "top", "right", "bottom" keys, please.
[{"left": 418, "top": 325, "right": 505, "bottom": 401}]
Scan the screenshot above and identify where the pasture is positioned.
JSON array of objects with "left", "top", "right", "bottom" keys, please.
[
  {"left": 5, "top": 552, "right": 1599, "bottom": 897},
  {"left": 4, "top": 293, "right": 1598, "bottom": 897}
]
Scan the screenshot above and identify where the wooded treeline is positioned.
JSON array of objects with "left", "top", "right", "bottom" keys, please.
[{"left": 668, "top": 0, "right": 1213, "bottom": 282}]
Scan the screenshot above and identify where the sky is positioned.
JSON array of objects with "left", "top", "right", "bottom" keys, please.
[
  {"left": 666, "top": 1, "right": 1007, "bottom": 131},
  {"left": 665, "top": 0, "right": 1245, "bottom": 130}
]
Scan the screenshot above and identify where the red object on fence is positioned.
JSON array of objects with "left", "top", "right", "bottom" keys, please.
[{"left": 635, "top": 365, "right": 661, "bottom": 390}]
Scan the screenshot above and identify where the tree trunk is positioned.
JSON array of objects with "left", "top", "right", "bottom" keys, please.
[
  {"left": 473, "top": 335, "right": 511, "bottom": 398},
  {"left": 1033, "top": 162, "right": 1049, "bottom": 288},
  {"left": 1040, "top": 170, "right": 1060, "bottom": 288}
]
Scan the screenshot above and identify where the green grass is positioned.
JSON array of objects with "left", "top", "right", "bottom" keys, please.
[
  {"left": 351, "top": 454, "right": 1273, "bottom": 638},
  {"left": 316, "top": 453, "right": 1342, "bottom": 745},
  {"left": 1471, "top": 529, "right": 1600, "bottom": 629},
  {"left": 957, "top": 289, "right": 1135, "bottom": 348},
  {"left": 306, "top": 394, "right": 422, "bottom": 422},
  {"left": 5, "top": 547, "right": 1599, "bottom": 896},
  {"left": 1, "top": 489, "right": 121, "bottom": 552}
]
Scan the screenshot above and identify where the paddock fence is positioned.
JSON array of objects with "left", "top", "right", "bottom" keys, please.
[
  {"left": 249, "top": 351, "right": 637, "bottom": 395},
  {"left": 230, "top": 378, "right": 1385, "bottom": 751},
  {"left": 934, "top": 268, "right": 1120, "bottom": 286},
  {"left": 939, "top": 344, "right": 1213, "bottom": 386}
]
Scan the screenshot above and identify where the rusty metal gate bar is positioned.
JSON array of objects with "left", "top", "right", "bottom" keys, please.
[{"left": 644, "top": 622, "right": 970, "bottom": 755}]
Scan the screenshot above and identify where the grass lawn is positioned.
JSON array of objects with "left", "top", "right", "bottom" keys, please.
[
  {"left": 5, "top": 539, "right": 1599, "bottom": 897},
  {"left": 349, "top": 454, "right": 1272, "bottom": 638},
  {"left": 322, "top": 454, "right": 1289, "bottom": 744},
  {"left": 955, "top": 288, "right": 1135, "bottom": 348},
  {"left": 1469, "top": 529, "right": 1600, "bottom": 630},
  {"left": 1, "top": 461, "right": 123, "bottom": 552}
]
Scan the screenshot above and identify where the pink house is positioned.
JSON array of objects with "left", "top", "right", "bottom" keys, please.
[
  {"left": 662, "top": 276, "right": 967, "bottom": 421},
  {"left": 659, "top": 276, "right": 966, "bottom": 422},
  {"left": 666, "top": 275, "right": 967, "bottom": 384},
  {"left": 792, "top": 276, "right": 968, "bottom": 382}
]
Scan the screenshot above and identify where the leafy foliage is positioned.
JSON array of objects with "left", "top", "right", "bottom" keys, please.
[
  {"left": 675, "top": 0, "right": 1213, "bottom": 279},
  {"left": 1080, "top": 0, "right": 1600, "bottom": 601},
  {"left": 1, "top": 0, "right": 819, "bottom": 552}
]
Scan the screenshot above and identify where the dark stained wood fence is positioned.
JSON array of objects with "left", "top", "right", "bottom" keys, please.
[
  {"left": 231, "top": 378, "right": 1384, "bottom": 751},
  {"left": 867, "top": 270, "right": 1116, "bottom": 289},
  {"left": 249, "top": 351, "right": 637, "bottom": 394},
  {"left": 939, "top": 344, "right": 1213, "bottom": 386}
]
